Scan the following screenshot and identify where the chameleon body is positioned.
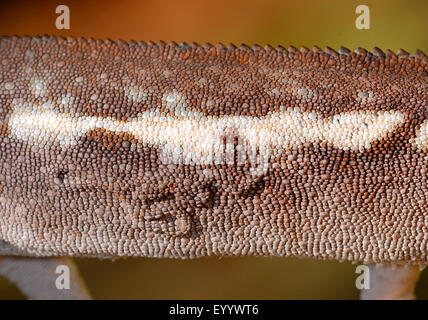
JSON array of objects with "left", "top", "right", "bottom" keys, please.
[{"left": 0, "top": 37, "right": 427, "bottom": 297}]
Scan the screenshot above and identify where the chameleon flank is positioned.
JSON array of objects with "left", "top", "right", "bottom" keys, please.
[{"left": 0, "top": 36, "right": 426, "bottom": 299}]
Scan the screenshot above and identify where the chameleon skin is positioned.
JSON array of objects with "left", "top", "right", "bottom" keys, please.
[{"left": 0, "top": 36, "right": 426, "bottom": 268}]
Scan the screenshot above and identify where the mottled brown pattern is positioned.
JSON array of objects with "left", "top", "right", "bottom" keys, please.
[{"left": 0, "top": 36, "right": 426, "bottom": 266}]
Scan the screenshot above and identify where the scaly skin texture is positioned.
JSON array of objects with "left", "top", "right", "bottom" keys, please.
[{"left": 0, "top": 36, "right": 426, "bottom": 270}]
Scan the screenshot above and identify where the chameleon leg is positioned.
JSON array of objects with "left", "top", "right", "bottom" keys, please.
[
  {"left": 360, "top": 264, "right": 422, "bottom": 300},
  {"left": 0, "top": 256, "right": 91, "bottom": 300}
]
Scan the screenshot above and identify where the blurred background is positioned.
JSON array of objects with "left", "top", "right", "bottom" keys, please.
[{"left": 0, "top": 0, "right": 427, "bottom": 299}]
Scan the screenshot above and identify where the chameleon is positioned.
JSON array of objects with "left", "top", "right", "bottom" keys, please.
[{"left": 0, "top": 35, "right": 426, "bottom": 299}]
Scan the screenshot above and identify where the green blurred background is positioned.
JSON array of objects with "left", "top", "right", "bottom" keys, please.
[{"left": 0, "top": 0, "right": 427, "bottom": 299}]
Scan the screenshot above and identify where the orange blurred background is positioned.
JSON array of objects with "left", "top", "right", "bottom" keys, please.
[
  {"left": 0, "top": 0, "right": 427, "bottom": 299},
  {"left": 0, "top": 0, "right": 427, "bottom": 51}
]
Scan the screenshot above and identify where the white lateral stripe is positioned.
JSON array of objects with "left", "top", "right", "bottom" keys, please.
[
  {"left": 414, "top": 120, "right": 428, "bottom": 151},
  {"left": 8, "top": 104, "right": 408, "bottom": 163}
]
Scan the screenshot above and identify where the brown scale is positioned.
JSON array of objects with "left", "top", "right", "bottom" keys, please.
[{"left": 87, "top": 128, "right": 137, "bottom": 150}]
